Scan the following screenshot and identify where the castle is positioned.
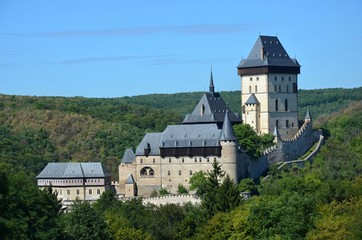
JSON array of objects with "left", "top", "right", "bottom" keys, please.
[{"left": 117, "top": 35, "right": 321, "bottom": 197}]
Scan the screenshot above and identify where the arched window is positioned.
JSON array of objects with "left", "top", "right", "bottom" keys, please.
[
  {"left": 67, "top": 189, "right": 70, "bottom": 195},
  {"left": 285, "top": 99, "right": 288, "bottom": 111},
  {"left": 97, "top": 189, "right": 101, "bottom": 195},
  {"left": 89, "top": 189, "right": 92, "bottom": 195},
  {"left": 275, "top": 99, "right": 279, "bottom": 111},
  {"left": 140, "top": 167, "right": 155, "bottom": 177}
]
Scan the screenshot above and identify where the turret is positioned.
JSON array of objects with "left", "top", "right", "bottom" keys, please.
[
  {"left": 220, "top": 112, "right": 239, "bottom": 183},
  {"left": 273, "top": 125, "right": 281, "bottom": 144},
  {"left": 305, "top": 109, "right": 312, "bottom": 123},
  {"left": 125, "top": 174, "right": 137, "bottom": 197}
]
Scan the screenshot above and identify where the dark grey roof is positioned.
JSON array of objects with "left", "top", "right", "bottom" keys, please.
[
  {"left": 125, "top": 174, "right": 135, "bottom": 184},
  {"left": 36, "top": 162, "right": 110, "bottom": 179},
  {"left": 122, "top": 148, "right": 135, "bottom": 164},
  {"left": 182, "top": 92, "right": 241, "bottom": 125},
  {"left": 245, "top": 93, "right": 259, "bottom": 105},
  {"left": 135, "top": 133, "right": 163, "bottom": 156},
  {"left": 220, "top": 112, "right": 238, "bottom": 141},
  {"left": 135, "top": 124, "right": 222, "bottom": 155},
  {"left": 237, "top": 35, "right": 300, "bottom": 69}
]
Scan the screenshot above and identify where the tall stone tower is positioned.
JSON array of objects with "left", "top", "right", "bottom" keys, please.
[{"left": 237, "top": 35, "right": 301, "bottom": 139}]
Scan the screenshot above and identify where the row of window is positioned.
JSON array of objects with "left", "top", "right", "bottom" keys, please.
[
  {"left": 55, "top": 188, "right": 101, "bottom": 195},
  {"left": 248, "top": 84, "right": 297, "bottom": 94},
  {"left": 168, "top": 170, "right": 193, "bottom": 176},
  {"left": 248, "top": 76, "right": 293, "bottom": 82},
  {"left": 39, "top": 179, "right": 101, "bottom": 184},
  {"left": 140, "top": 157, "right": 217, "bottom": 164}
]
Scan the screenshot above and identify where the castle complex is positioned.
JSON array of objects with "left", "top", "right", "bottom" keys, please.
[{"left": 118, "top": 36, "right": 321, "bottom": 197}]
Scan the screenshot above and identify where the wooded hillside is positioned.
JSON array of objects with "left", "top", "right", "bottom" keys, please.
[{"left": 0, "top": 87, "right": 361, "bottom": 178}]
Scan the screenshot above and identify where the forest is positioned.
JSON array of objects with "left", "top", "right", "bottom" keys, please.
[{"left": 0, "top": 87, "right": 361, "bottom": 239}]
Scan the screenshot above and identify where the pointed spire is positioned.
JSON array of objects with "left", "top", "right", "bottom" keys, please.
[
  {"left": 220, "top": 111, "right": 237, "bottom": 141},
  {"left": 305, "top": 108, "right": 312, "bottom": 122},
  {"left": 273, "top": 125, "right": 281, "bottom": 143},
  {"left": 209, "top": 65, "right": 215, "bottom": 94}
]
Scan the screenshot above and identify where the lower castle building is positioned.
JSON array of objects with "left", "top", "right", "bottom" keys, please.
[
  {"left": 118, "top": 74, "right": 245, "bottom": 197},
  {"left": 37, "top": 162, "right": 112, "bottom": 204}
]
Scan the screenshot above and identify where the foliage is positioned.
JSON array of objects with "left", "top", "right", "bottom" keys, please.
[
  {"left": 238, "top": 178, "right": 259, "bottom": 196},
  {"left": 159, "top": 188, "right": 170, "bottom": 195},
  {"left": 233, "top": 123, "right": 274, "bottom": 159},
  {"left": 189, "top": 170, "right": 207, "bottom": 195},
  {"left": 177, "top": 184, "right": 189, "bottom": 194},
  {"left": 63, "top": 201, "right": 110, "bottom": 240},
  {"left": 0, "top": 163, "right": 63, "bottom": 240},
  {"left": 201, "top": 160, "right": 240, "bottom": 217}
]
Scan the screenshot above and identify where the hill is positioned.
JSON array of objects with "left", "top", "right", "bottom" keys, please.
[{"left": 0, "top": 87, "right": 361, "bottom": 178}]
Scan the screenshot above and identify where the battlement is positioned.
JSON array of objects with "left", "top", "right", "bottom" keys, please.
[{"left": 118, "top": 194, "right": 201, "bottom": 206}]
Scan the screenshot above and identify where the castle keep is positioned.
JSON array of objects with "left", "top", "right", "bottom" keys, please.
[{"left": 237, "top": 36, "right": 300, "bottom": 139}]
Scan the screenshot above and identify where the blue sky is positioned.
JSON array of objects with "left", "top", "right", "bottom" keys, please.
[{"left": 1, "top": 1, "right": 361, "bottom": 97}]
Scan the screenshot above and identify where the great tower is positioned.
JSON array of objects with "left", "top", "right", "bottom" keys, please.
[{"left": 237, "top": 35, "right": 300, "bottom": 139}]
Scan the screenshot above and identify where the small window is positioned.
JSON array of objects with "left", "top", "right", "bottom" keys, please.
[
  {"left": 190, "top": 170, "right": 193, "bottom": 175},
  {"left": 67, "top": 189, "right": 70, "bottom": 195},
  {"left": 97, "top": 189, "right": 100, "bottom": 195},
  {"left": 194, "top": 158, "right": 197, "bottom": 163},
  {"left": 274, "top": 85, "right": 277, "bottom": 92},
  {"left": 276, "top": 120, "right": 279, "bottom": 128},
  {"left": 168, "top": 170, "right": 171, "bottom": 176},
  {"left": 282, "top": 77, "right": 284, "bottom": 81},
  {"left": 179, "top": 170, "right": 181, "bottom": 176},
  {"left": 214, "top": 157, "right": 216, "bottom": 161},
  {"left": 182, "top": 158, "right": 184, "bottom": 163},
  {"left": 292, "top": 122, "right": 294, "bottom": 127},
  {"left": 76, "top": 189, "right": 80, "bottom": 195},
  {"left": 255, "top": 86, "right": 258, "bottom": 93},
  {"left": 140, "top": 159, "right": 143, "bottom": 164},
  {"left": 249, "top": 86, "right": 252, "bottom": 93},
  {"left": 279, "top": 85, "right": 281, "bottom": 92},
  {"left": 275, "top": 99, "right": 279, "bottom": 111},
  {"left": 153, "top": 159, "right": 155, "bottom": 163},
  {"left": 169, "top": 158, "right": 171, "bottom": 163},
  {"left": 285, "top": 99, "right": 288, "bottom": 111},
  {"left": 287, "top": 85, "right": 289, "bottom": 93},
  {"left": 288, "top": 76, "right": 291, "bottom": 81},
  {"left": 256, "top": 77, "right": 259, "bottom": 81},
  {"left": 207, "top": 158, "right": 209, "bottom": 162},
  {"left": 274, "top": 76, "right": 277, "bottom": 81},
  {"left": 199, "top": 158, "right": 202, "bottom": 162},
  {"left": 250, "top": 77, "right": 252, "bottom": 81},
  {"left": 89, "top": 189, "right": 92, "bottom": 195},
  {"left": 286, "top": 120, "right": 289, "bottom": 128}
]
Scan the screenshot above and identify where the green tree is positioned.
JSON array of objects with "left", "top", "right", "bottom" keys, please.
[
  {"left": 64, "top": 201, "right": 109, "bottom": 240},
  {"left": 177, "top": 184, "right": 189, "bottom": 194},
  {"left": 189, "top": 170, "right": 207, "bottom": 195},
  {"left": 233, "top": 123, "right": 274, "bottom": 159}
]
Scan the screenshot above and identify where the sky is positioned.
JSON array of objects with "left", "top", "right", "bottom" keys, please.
[{"left": 0, "top": 1, "right": 361, "bottom": 98}]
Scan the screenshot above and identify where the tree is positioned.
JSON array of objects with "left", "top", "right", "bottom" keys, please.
[
  {"left": 189, "top": 170, "right": 207, "bottom": 195},
  {"left": 177, "top": 184, "right": 189, "bottom": 194},
  {"left": 64, "top": 201, "right": 109, "bottom": 240},
  {"left": 201, "top": 160, "right": 240, "bottom": 217},
  {"left": 233, "top": 123, "right": 274, "bottom": 159}
]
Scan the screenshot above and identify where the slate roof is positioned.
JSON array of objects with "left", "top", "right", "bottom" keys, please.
[
  {"left": 135, "top": 124, "right": 222, "bottom": 156},
  {"left": 36, "top": 162, "right": 110, "bottom": 179},
  {"left": 121, "top": 148, "right": 135, "bottom": 164},
  {"left": 220, "top": 112, "right": 238, "bottom": 141},
  {"left": 237, "top": 35, "right": 300, "bottom": 69},
  {"left": 245, "top": 93, "right": 260, "bottom": 105},
  {"left": 182, "top": 92, "right": 241, "bottom": 126}
]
